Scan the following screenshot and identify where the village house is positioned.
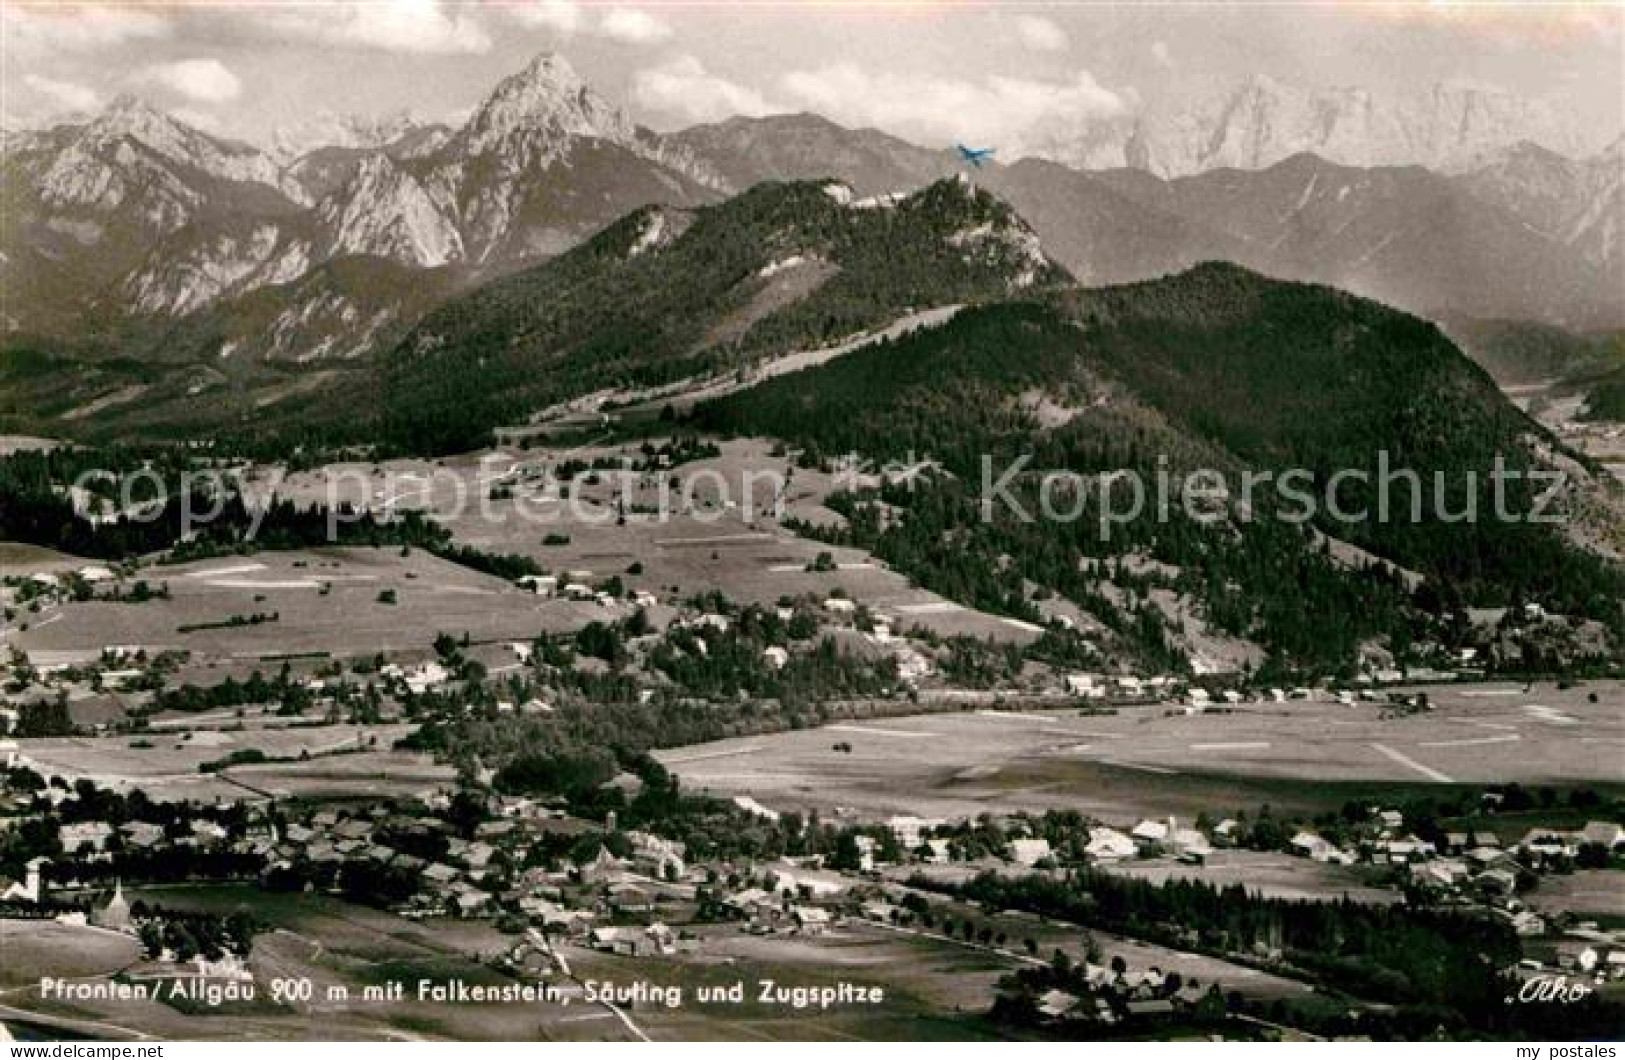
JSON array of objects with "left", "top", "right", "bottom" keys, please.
[
  {"left": 861, "top": 899, "right": 903, "bottom": 923},
  {"left": 519, "top": 896, "right": 596, "bottom": 937},
  {"left": 767, "top": 865, "right": 847, "bottom": 899},
  {"left": 1580, "top": 821, "right": 1625, "bottom": 850},
  {"left": 589, "top": 925, "right": 667, "bottom": 957},
  {"left": 791, "top": 905, "right": 832, "bottom": 935},
  {"left": 1467, "top": 846, "right": 1517, "bottom": 873},
  {"left": 1036, "top": 989, "right": 1079, "bottom": 1019},
  {"left": 188, "top": 820, "right": 229, "bottom": 845},
  {"left": 1064, "top": 673, "right": 1107, "bottom": 699},
  {"left": 1369, "top": 836, "right": 1435, "bottom": 865},
  {"left": 517, "top": 575, "right": 559, "bottom": 597},
  {"left": 1411, "top": 859, "right": 1470, "bottom": 890},
  {"left": 1520, "top": 829, "right": 1580, "bottom": 862},
  {"left": 58, "top": 821, "right": 114, "bottom": 855},
  {"left": 1290, "top": 831, "right": 1353, "bottom": 865},
  {"left": 1086, "top": 827, "right": 1138, "bottom": 863},
  {"left": 609, "top": 882, "right": 656, "bottom": 914},
  {"left": 894, "top": 647, "right": 933, "bottom": 685},
  {"left": 121, "top": 821, "right": 165, "bottom": 849},
  {"left": 1130, "top": 819, "right": 1169, "bottom": 852},
  {"left": 887, "top": 815, "right": 944, "bottom": 849},
  {"left": 1008, "top": 837, "right": 1053, "bottom": 867},
  {"left": 1496, "top": 907, "right": 1546, "bottom": 937}
]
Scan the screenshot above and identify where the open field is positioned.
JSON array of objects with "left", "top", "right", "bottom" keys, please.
[
  {"left": 0, "top": 542, "right": 92, "bottom": 574},
  {"left": 259, "top": 439, "right": 1038, "bottom": 646},
  {"left": 887, "top": 883, "right": 1316, "bottom": 1003},
  {"left": 1099, "top": 850, "right": 1400, "bottom": 905},
  {"left": 13, "top": 724, "right": 436, "bottom": 801},
  {"left": 1522, "top": 869, "right": 1625, "bottom": 922},
  {"left": 565, "top": 922, "right": 1012, "bottom": 1041},
  {"left": 0, "top": 885, "right": 615, "bottom": 1041},
  {"left": 0, "top": 921, "right": 141, "bottom": 991},
  {"left": 657, "top": 681, "right": 1625, "bottom": 826},
  {"left": 225, "top": 750, "right": 455, "bottom": 800},
  {"left": 0, "top": 882, "right": 1309, "bottom": 1041},
  {"left": 4, "top": 547, "right": 602, "bottom": 669}
]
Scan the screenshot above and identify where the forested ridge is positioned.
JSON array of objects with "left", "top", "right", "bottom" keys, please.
[{"left": 696, "top": 275, "right": 1625, "bottom": 674}]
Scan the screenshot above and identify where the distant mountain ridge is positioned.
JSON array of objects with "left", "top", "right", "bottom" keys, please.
[
  {"left": 0, "top": 54, "right": 726, "bottom": 334},
  {"left": 1033, "top": 75, "right": 1600, "bottom": 178},
  {"left": 2, "top": 51, "right": 1620, "bottom": 414},
  {"left": 679, "top": 116, "right": 1624, "bottom": 327}
]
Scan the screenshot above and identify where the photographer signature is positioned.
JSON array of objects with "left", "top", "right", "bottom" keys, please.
[{"left": 1509, "top": 974, "right": 1595, "bottom": 1005}]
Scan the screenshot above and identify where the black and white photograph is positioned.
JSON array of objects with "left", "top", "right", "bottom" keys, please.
[{"left": 0, "top": 0, "right": 1622, "bottom": 1045}]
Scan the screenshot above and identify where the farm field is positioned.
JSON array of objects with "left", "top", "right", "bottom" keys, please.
[
  {"left": 14, "top": 724, "right": 429, "bottom": 801},
  {"left": 890, "top": 885, "right": 1316, "bottom": 1004},
  {"left": 225, "top": 750, "right": 456, "bottom": 801},
  {"left": 566, "top": 922, "right": 1013, "bottom": 1041},
  {"left": 0, "top": 921, "right": 141, "bottom": 991},
  {"left": 0, "top": 886, "right": 615, "bottom": 1041},
  {"left": 657, "top": 682, "right": 1625, "bottom": 826},
  {"left": 260, "top": 440, "right": 1038, "bottom": 646},
  {"left": 1522, "top": 868, "right": 1625, "bottom": 922},
  {"left": 0, "top": 884, "right": 1312, "bottom": 1041},
  {"left": 0, "top": 542, "right": 86, "bottom": 572},
  {"left": 1098, "top": 850, "right": 1400, "bottom": 906},
  {"left": 4, "top": 547, "right": 600, "bottom": 670}
]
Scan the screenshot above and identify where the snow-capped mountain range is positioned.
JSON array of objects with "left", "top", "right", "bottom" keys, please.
[
  {"left": 1041, "top": 75, "right": 1598, "bottom": 177},
  {"left": 2, "top": 52, "right": 1619, "bottom": 352}
]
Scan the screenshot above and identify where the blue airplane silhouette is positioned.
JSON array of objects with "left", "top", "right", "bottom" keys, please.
[{"left": 956, "top": 144, "right": 996, "bottom": 168}]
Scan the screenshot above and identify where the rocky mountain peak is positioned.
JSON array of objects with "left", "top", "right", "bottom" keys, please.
[
  {"left": 72, "top": 94, "right": 292, "bottom": 197},
  {"left": 317, "top": 152, "right": 463, "bottom": 268},
  {"left": 85, "top": 94, "right": 191, "bottom": 151},
  {"left": 457, "top": 51, "right": 635, "bottom": 159}
]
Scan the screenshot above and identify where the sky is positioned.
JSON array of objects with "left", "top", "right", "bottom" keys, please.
[{"left": 3, "top": 1, "right": 1622, "bottom": 152}]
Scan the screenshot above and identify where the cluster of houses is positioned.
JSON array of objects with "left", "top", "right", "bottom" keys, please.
[
  {"left": 516, "top": 572, "right": 659, "bottom": 611},
  {"left": 1028, "top": 966, "right": 1209, "bottom": 1028},
  {"left": 1059, "top": 671, "right": 1461, "bottom": 710},
  {"left": 1283, "top": 811, "right": 1625, "bottom": 940}
]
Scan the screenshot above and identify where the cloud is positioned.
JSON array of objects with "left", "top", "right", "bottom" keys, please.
[
  {"left": 267, "top": 0, "right": 491, "bottom": 55},
  {"left": 1337, "top": 0, "right": 1620, "bottom": 45},
  {"left": 778, "top": 64, "right": 1128, "bottom": 155},
  {"left": 22, "top": 75, "right": 101, "bottom": 114},
  {"left": 503, "top": 2, "right": 673, "bottom": 45},
  {"left": 1151, "top": 40, "right": 1172, "bottom": 68},
  {"left": 2, "top": 4, "right": 169, "bottom": 57},
  {"left": 632, "top": 56, "right": 779, "bottom": 124},
  {"left": 599, "top": 8, "right": 674, "bottom": 45},
  {"left": 1013, "top": 15, "right": 1069, "bottom": 53},
  {"left": 507, "top": 0, "right": 583, "bottom": 34},
  {"left": 140, "top": 59, "right": 242, "bottom": 104}
]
